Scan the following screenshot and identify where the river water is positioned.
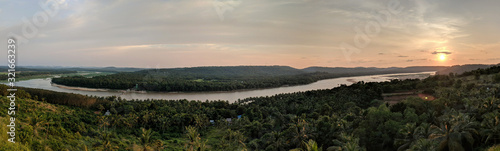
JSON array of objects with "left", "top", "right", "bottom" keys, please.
[{"left": 13, "top": 72, "right": 435, "bottom": 103}]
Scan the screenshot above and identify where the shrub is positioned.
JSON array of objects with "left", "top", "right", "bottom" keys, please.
[{"left": 494, "top": 73, "right": 500, "bottom": 83}]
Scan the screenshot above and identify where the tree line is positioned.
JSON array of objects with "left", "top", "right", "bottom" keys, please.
[{"left": 0, "top": 70, "right": 77, "bottom": 80}]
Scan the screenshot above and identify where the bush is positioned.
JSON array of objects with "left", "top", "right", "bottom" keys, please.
[
  {"left": 422, "top": 89, "right": 435, "bottom": 95},
  {"left": 494, "top": 73, "right": 500, "bottom": 83},
  {"left": 465, "top": 83, "right": 476, "bottom": 91},
  {"left": 488, "top": 144, "right": 500, "bottom": 151},
  {"left": 454, "top": 79, "right": 463, "bottom": 89}
]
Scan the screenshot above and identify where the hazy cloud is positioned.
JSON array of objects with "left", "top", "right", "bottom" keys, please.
[
  {"left": 432, "top": 51, "right": 452, "bottom": 55},
  {"left": 0, "top": 0, "right": 499, "bottom": 68}
]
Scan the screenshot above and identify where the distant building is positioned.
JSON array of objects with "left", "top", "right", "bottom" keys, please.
[
  {"left": 226, "top": 118, "right": 232, "bottom": 123},
  {"left": 210, "top": 120, "right": 215, "bottom": 125},
  {"left": 104, "top": 110, "right": 111, "bottom": 116},
  {"left": 237, "top": 115, "right": 242, "bottom": 119}
]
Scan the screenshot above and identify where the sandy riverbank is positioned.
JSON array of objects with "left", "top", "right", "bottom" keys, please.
[
  {"left": 51, "top": 83, "right": 111, "bottom": 92},
  {"left": 346, "top": 79, "right": 357, "bottom": 83}
]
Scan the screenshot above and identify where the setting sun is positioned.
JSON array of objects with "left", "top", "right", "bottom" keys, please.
[{"left": 439, "top": 54, "right": 447, "bottom": 61}]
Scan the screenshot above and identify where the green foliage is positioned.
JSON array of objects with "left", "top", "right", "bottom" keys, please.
[
  {"left": 2, "top": 66, "right": 500, "bottom": 150},
  {"left": 331, "top": 133, "right": 365, "bottom": 151},
  {"left": 494, "top": 73, "right": 500, "bottom": 83},
  {"left": 481, "top": 111, "right": 500, "bottom": 144},
  {"left": 51, "top": 66, "right": 429, "bottom": 92},
  {"left": 488, "top": 144, "right": 500, "bottom": 151},
  {"left": 184, "top": 126, "right": 208, "bottom": 151},
  {"left": 0, "top": 70, "right": 77, "bottom": 81},
  {"left": 429, "top": 109, "right": 479, "bottom": 151},
  {"left": 52, "top": 66, "right": 343, "bottom": 92}
]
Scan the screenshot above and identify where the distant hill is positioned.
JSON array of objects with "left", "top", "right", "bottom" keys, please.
[
  {"left": 141, "top": 66, "right": 306, "bottom": 77},
  {"left": 436, "top": 64, "right": 498, "bottom": 75},
  {"left": 67, "top": 66, "right": 144, "bottom": 72},
  {"left": 302, "top": 66, "right": 447, "bottom": 74},
  {"left": 4, "top": 65, "right": 450, "bottom": 76}
]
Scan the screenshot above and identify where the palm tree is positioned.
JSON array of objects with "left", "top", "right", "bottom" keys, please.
[
  {"left": 265, "top": 131, "right": 286, "bottom": 151},
  {"left": 409, "top": 139, "right": 437, "bottom": 151},
  {"left": 481, "top": 111, "right": 500, "bottom": 144},
  {"left": 395, "top": 123, "right": 418, "bottom": 151},
  {"left": 290, "top": 139, "right": 321, "bottom": 151},
  {"left": 222, "top": 129, "right": 247, "bottom": 150},
  {"left": 480, "top": 96, "right": 499, "bottom": 113},
  {"left": 396, "top": 123, "right": 433, "bottom": 151},
  {"left": 287, "top": 119, "right": 311, "bottom": 149},
  {"left": 430, "top": 111, "right": 478, "bottom": 151},
  {"left": 98, "top": 131, "right": 119, "bottom": 151},
  {"left": 304, "top": 139, "right": 321, "bottom": 151},
  {"left": 330, "top": 133, "right": 365, "bottom": 151},
  {"left": 185, "top": 126, "right": 208, "bottom": 151},
  {"left": 97, "top": 116, "right": 110, "bottom": 132},
  {"left": 414, "top": 123, "right": 433, "bottom": 139},
  {"left": 185, "top": 126, "right": 198, "bottom": 150},
  {"left": 153, "top": 140, "right": 165, "bottom": 151},
  {"left": 139, "top": 128, "right": 153, "bottom": 151}
]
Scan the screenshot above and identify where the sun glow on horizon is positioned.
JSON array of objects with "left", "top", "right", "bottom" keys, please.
[{"left": 439, "top": 54, "right": 447, "bottom": 61}]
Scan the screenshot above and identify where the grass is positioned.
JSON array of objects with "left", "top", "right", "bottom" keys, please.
[{"left": 0, "top": 117, "right": 31, "bottom": 150}]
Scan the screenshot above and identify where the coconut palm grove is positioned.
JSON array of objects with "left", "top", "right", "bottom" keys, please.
[{"left": 1, "top": 65, "right": 500, "bottom": 150}]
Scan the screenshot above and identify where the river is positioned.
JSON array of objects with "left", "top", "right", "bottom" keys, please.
[{"left": 12, "top": 72, "right": 435, "bottom": 103}]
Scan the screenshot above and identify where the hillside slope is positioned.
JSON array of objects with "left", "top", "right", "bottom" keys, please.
[
  {"left": 302, "top": 66, "right": 447, "bottom": 74},
  {"left": 436, "top": 64, "right": 498, "bottom": 75}
]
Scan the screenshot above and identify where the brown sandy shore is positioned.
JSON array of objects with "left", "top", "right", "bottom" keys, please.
[
  {"left": 51, "top": 83, "right": 111, "bottom": 92},
  {"left": 50, "top": 82, "right": 282, "bottom": 94},
  {"left": 49, "top": 79, "right": 335, "bottom": 94},
  {"left": 346, "top": 79, "right": 357, "bottom": 83}
]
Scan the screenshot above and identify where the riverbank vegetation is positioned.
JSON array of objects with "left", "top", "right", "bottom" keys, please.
[
  {"left": 0, "top": 70, "right": 113, "bottom": 83},
  {"left": 0, "top": 66, "right": 133, "bottom": 83},
  {"left": 1, "top": 66, "right": 500, "bottom": 150},
  {"left": 0, "top": 70, "right": 77, "bottom": 82},
  {"left": 51, "top": 66, "right": 439, "bottom": 92}
]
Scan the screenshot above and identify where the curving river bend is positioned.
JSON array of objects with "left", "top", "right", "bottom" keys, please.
[{"left": 13, "top": 72, "right": 435, "bottom": 103}]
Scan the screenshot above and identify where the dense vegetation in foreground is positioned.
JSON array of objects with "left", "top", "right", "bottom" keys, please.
[
  {"left": 1, "top": 66, "right": 500, "bottom": 150},
  {"left": 51, "top": 66, "right": 442, "bottom": 92}
]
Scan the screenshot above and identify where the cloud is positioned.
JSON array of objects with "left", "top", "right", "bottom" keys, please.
[
  {"left": 398, "top": 55, "right": 409, "bottom": 58},
  {"left": 407, "top": 59, "right": 427, "bottom": 62},
  {"left": 431, "top": 51, "right": 452, "bottom": 55}
]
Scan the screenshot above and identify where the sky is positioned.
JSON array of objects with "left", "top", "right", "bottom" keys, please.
[{"left": 0, "top": 0, "right": 499, "bottom": 69}]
